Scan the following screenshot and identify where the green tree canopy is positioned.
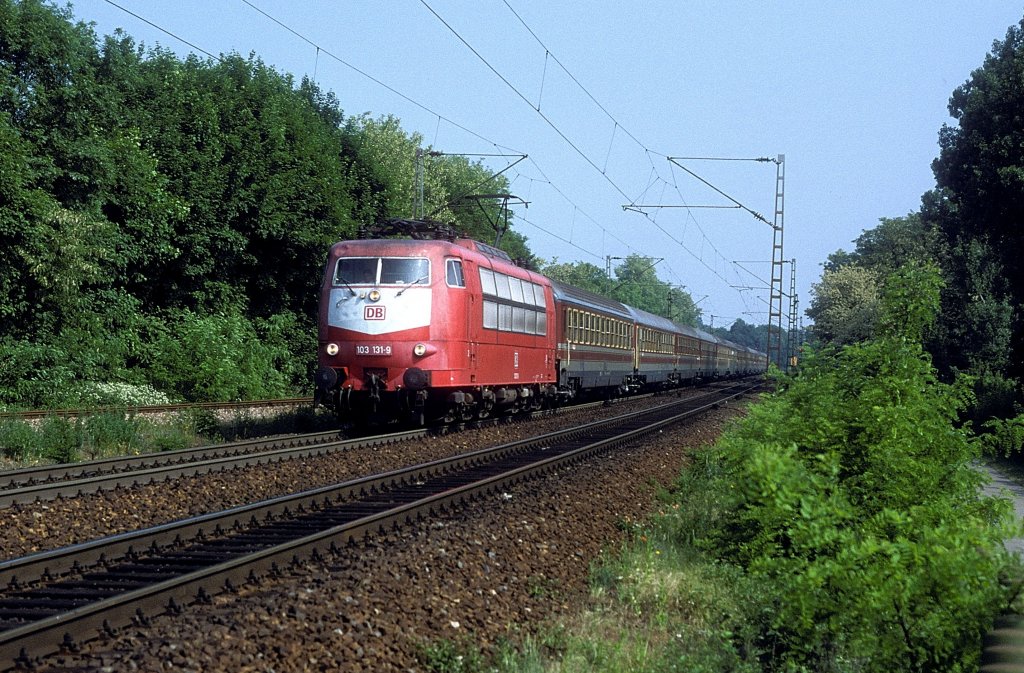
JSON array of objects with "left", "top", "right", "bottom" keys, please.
[
  {"left": 0, "top": 0, "right": 543, "bottom": 407},
  {"left": 541, "top": 255, "right": 704, "bottom": 327},
  {"left": 924, "top": 17, "right": 1024, "bottom": 382},
  {"left": 706, "top": 263, "right": 1019, "bottom": 672},
  {"left": 806, "top": 264, "right": 881, "bottom": 345},
  {"left": 541, "top": 260, "right": 611, "bottom": 294}
]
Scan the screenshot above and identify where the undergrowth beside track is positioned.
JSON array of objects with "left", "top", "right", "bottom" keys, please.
[{"left": 0, "top": 405, "right": 337, "bottom": 469}]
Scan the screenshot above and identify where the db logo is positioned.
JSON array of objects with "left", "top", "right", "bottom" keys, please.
[{"left": 364, "top": 306, "right": 386, "bottom": 320}]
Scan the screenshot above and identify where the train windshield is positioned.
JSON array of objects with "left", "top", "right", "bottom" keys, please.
[{"left": 334, "top": 257, "right": 430, "bottom": 286}]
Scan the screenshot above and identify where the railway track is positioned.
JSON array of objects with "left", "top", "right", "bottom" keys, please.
[
  {"left": 0, "top": 382, "right": 758, "bottom": 670},
  {"left": 0, "top": 429, "right": 397, "bottom": 508},
  {"left": 0, "top": 392, "right": 668, "bottom": 508}
]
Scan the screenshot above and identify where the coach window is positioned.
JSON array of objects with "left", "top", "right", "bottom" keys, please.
[
  {"left": 479, "top": 268, "right": 496, "bottom": 295},
  {"left": 509, "top": 277, "right": 524, "bottom": 303},
  {"left": 526, "top": 310, "right": 538, "bottom": 335},
  {"left": 483, "top": 301, "right": 498, "bottom": 329},
  {"left": 512, "top": 306, "right": 527, "bottom": 333},
  {"left": 495, "top": 274, "right": 511, "bottom": 300},
  {"left": 446, "top": 259, "right": 465, "bottom": 287},
  {"left": 531, "top": 283, "right": 545, "bottom": 307}
]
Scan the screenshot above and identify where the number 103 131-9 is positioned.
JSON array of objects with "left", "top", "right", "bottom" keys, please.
[{"left": 355, "top": 344, "right": 392, "bottom": 356}]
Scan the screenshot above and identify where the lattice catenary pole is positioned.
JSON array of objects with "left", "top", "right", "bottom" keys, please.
[{"left": 767, "top": 155, "right": 785, "bottom": 371}]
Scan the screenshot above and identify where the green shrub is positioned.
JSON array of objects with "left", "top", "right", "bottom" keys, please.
[
  {"left": 143, "top": 422, "right": 194, "bottom": 453},
  {"left": 700, "top": 263, "right": 1022, "bottom": 672},
  {"left": 0, "top": 419, "right": 41, "bottom": 460},
  {"left": 419, "top": 638, "right": 486, "bottom": 673},
  {"left": 144, "top": 309, "right": 293, "bottom": 402},
  {"left": 37, "top": 416, "right": 80, "bottom": 464},
  {"left": 80, "top": 413, "right": 142, "bottom": 457},
  {"left": 970, "top": 369, "right": 1020, "bottom": 425},
  {"left": 0, "top": 337, "right": 76, "bottom": 408}
]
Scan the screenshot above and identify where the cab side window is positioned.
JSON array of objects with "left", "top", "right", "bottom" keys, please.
[{"left": 446, "top": 259, "right": 465, "bottom": 287}]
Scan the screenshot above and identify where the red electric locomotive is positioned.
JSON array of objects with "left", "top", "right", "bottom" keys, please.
[{"left": 315, "top": 233, "right": 559, "bottom": 425}]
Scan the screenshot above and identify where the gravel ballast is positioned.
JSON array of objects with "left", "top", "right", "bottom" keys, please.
[{"left": 21, "top": 399, "right": 749, "bottom": 672}]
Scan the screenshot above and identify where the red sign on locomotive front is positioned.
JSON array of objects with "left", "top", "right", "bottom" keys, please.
[{"left": 364, "top": 306, "right": 386, "bottom": 320}]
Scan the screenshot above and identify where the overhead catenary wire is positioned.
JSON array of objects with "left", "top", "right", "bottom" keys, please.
[{"left": 420, "top": 0, "right": 771, "bottom": 311}]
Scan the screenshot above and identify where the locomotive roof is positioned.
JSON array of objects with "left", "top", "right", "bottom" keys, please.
[{"left": 548, "top": 280, "right": 633, "bottom": 319}]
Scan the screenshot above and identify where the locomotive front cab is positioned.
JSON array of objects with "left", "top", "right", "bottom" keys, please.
[
  {"left": 317, "top": 241, "right": 434, "bottom": 419},
  {"left": 316, "top": 241, "right": 460, "bottom": 423}
]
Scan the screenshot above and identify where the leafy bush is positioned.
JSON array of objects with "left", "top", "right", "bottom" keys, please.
[
  {"left": 142, "top": 422, "right": 194, "bottom": 453},
  {"left": 0, "top": 337, "right": 77, "bottom": 408},
  {"left": 701, "top": 264, "right": 1022, "bottom": 672},
  {"left": 79, "top": 413, "right": 143, "bottom": 458},
  {"left": 0, "top": 419, "right": 41, "bottom": 460},
  {"left": 970, "top": 369, "right": 1020, "bottom": 425},
  {"left": 37, "top": 416, "right": 80, "bottom": 464},
  {"left": 144, "top": 309, "right": 293, "bottom": 402}
]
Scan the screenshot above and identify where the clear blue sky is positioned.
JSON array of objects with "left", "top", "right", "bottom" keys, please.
[{"left": 69, "top": 1, "right": 1024, "bottom": 328}]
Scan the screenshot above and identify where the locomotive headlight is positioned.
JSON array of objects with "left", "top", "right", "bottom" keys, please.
[
  {"left": 413, "top": 343, "right": 427, "bottom": 357},
  {"left": 326, "top": 343, "right": 339, "bottom": 356},
  {"left": 368, "top": 290, "right": 381, "bottom": 302}
]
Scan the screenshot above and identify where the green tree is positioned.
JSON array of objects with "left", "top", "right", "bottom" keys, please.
[
  {"left": 851, "top": 213, "right": 936, "bottom": 272},
  {"left": 925, "top": 17, "right": 1024, "bottom": 382},
  {"left": 806, "top": 264, "right": 881, "bottom": 345},
  {"left": 541, "top": 259, "right": 611, "bottom": 294},
  {"left": 609, "top": 254, "right": 698, "bottom": 321}
]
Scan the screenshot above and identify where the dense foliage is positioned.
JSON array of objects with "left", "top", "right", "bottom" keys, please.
[
  {"left": 703, "top": 264, "right": 1020, "bottom": 672},
  {"left": 925, "top": 20, "right": 1024, "bottom": 385},
  {"left": 0, "top": 0, "right": 531, "bottom": 407}
]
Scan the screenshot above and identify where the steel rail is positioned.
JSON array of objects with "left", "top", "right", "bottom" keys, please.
[
  {"left": 0, "top": 429, "right": 343, "bottom": 490},
  {"left": 0, "top": 427, "right": 425, "bottom": 508},
  {"left": 0, "top": 383, "right": 758, "bottom": 670},
  {"left": 0, "top": 391, "right": 663, "bottom": 506}
]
